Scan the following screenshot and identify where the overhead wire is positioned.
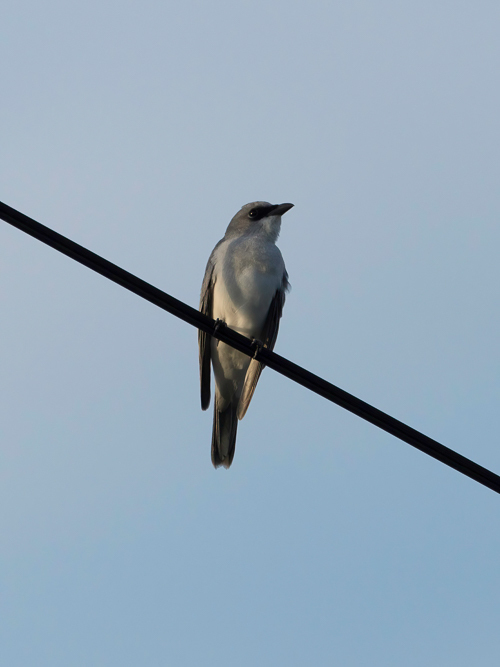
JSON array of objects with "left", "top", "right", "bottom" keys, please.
[{"left": 1, "top": 199, "right": 499, "bottom": 495}]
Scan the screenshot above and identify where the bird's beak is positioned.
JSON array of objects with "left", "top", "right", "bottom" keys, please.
[{"left": 270, "top": 203, "right": 294, "bottom": 216}]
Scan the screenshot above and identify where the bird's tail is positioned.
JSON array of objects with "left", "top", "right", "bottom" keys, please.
[{"left": 211, "top": 393, "right": 238, "bottom": 469}]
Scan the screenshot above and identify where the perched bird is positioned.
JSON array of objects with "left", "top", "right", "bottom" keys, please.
[{"left": 199, "top": 201, "right": 293, "bottom": 468}]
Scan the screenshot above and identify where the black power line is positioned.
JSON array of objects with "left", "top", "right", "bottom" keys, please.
[{"left": 1, "top": 199, "right": 499, "bottom": 495}]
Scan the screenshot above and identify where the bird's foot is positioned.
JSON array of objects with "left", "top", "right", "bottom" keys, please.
[
  {"left": 213, "top": 318, "right": 226, "bottom": 346},
  {"left": 251, "top": 338, "right": 264, "bottom": 359}
]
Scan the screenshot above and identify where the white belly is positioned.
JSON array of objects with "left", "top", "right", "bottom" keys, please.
[
  {"left": 212, "top": 268, "right": 278, "bottom": 337},
  {"left": 211, "top": 237, "right": 284, "bottom": 406},
  {"left": 212, "top": 238, "right": 283, "bottom": 337}
]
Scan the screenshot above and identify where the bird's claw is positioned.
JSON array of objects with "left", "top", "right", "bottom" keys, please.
[
  {"left": 213, "top": 318, "right": 226, "bottom": 346},
  {"left": 251, "top": 338, "right": 264, "bottom": 359}
]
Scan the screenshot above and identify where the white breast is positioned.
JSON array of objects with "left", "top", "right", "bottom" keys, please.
[{"left": 212, "top": 236, "right": 284, "bottom": 339}]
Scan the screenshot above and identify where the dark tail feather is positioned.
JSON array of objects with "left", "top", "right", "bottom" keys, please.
[{"left": 211, "top": 394, "right": 238, "bottom": 469}]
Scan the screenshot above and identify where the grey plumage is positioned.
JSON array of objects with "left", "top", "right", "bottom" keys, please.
[{"left": 199, "top": 201, "right": 292, "bottom": 468}]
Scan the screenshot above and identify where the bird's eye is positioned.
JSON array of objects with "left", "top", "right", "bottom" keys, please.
[{"left": 248, "top": 209, "right": 257, "bottom": 218}]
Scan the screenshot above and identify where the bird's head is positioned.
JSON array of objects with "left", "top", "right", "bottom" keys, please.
[{"left": 225, "top": 201, "right": 294, "bottom": 242}]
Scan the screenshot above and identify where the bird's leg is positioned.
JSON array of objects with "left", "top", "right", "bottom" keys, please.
[{"left": 212, "top": 318, "right": 226, "bottom": 347}]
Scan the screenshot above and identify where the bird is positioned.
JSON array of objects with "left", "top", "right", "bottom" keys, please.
[{"left": 199, "top": 201, "right": 293, "bottom": 468}]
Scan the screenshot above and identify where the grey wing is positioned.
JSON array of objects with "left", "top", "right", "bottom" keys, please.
[
  {"left": 199, "top": 254, "right": 216, "bottom": 411},
  {"left": 260, "top": 269, "right": 289, "bottom": 351},
  {"left": 237, "top": 271, "right": 289, "bottom": 420}
]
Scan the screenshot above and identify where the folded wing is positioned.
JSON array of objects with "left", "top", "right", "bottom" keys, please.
[
  {"left": 199, "top": 257, "right": 216, "bottom": 410},
  {"left": 237, "top": 272, "right": 289, "bottom": 420}
]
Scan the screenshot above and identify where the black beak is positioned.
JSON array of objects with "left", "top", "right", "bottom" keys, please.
[{"left": 269, "top": 203, "right": 294, "bottom": 216}]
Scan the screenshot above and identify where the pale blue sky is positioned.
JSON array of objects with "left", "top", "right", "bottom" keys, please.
[{"left": 1, "top": 1, "right": 500, "bottom": 665}]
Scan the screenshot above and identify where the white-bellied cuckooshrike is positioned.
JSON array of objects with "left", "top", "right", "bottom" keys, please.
[{"left": 199, "top": 201, "right": 293, "bottom": 468}]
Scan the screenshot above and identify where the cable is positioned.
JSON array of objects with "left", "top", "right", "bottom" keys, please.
[{"left": 1, "top": 199, "right": 499, "bottom": 495}]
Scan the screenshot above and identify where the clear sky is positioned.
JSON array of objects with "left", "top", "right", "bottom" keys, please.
[{"left": 1, "top": 1, "right": 499, "bottom": 665}]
